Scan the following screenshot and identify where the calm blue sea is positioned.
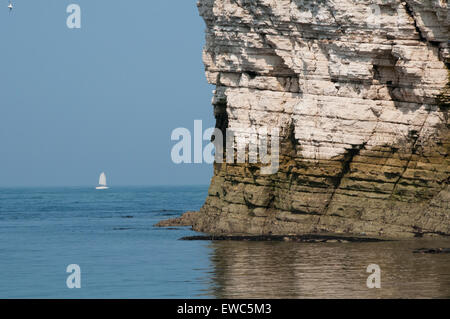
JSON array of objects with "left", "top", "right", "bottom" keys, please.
[
  {"left": 1, "top": 186, "right": 449, "bottom": 299},
  {"left": 0, "top": 186, "right": 213, "bottom": 298}
]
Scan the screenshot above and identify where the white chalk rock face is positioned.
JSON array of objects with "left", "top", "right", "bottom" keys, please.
[{"left": 193, "top": 0, "right": 450, "bottom": 238}]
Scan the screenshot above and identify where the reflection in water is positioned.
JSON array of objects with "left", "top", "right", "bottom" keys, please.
[{"left": 204, "top": 239, "right": 450, "bottom": 298}]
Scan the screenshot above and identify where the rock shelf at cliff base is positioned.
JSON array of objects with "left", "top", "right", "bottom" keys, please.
[
  {"left": 166, "top": 0, "right": 449, "bottom": 239},
  {"left": 180, "top": 234, "right": 386, "bottom": 243}
]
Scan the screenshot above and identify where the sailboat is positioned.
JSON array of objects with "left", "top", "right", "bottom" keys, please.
[{"left": 96, "top": 172, "right": 109, "bottom": 190}]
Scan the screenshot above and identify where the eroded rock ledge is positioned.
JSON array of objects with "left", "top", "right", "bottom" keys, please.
[
  {"left": 180, "top": 234, "right": 385, "bottom": 243},
  {"left": 174, "top": 0, "right": 450, "bottom": 239}
]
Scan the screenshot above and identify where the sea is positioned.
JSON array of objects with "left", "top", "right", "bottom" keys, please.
[{"left": 0, "top": 186, "right": 449, "bottom": 298}]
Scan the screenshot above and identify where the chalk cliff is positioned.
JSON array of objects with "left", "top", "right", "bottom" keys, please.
[{"left": 188, "top": 0, "right": 450, "bottom": 238}]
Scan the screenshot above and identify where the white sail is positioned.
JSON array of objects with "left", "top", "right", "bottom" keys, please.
[{"left": 99, "top": 172, "right": 107, "bottom": 186}]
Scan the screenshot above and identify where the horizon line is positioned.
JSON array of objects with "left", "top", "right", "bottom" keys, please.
[{"left": 0, "top": 184, "right": 210, "bottom": 188}]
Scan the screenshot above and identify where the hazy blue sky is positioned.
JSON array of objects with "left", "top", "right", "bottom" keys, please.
[{"left": 0, "top": 1, "right": 215, "bottom": 186}]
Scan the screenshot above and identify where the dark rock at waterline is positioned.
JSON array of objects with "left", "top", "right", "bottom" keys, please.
[
  {"left": 180, "top": 234, "right": 385, "bottom": 243},
  {"left": 155, "top": 211, "right": 199, "bottom": 227},
  {"left": 413, "top": 248, "right": 450, "bottom": 254}
]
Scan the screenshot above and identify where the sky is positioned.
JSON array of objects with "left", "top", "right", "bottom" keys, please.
[{"left": 0, "top": 1, "right": 215, "bottom": 187}]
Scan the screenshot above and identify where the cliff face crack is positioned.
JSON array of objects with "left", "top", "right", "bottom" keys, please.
[
  {"left": 389, "top": 107, "right": 432, "bottom": 201},
  {"left": 326, "top": 3, "right": 344, "bottom": 34},
  {"left": 403, "top": 2, "right": 427, "bottom": 43},
  {"left": 403, "top": 1, "right": 445, "bottom": 53},
  {"left": 323, "top": 142, "right": 367, "bottom": 215},
  {"left": 213, "top": 96, "right": 229, "bottom": 151}
]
